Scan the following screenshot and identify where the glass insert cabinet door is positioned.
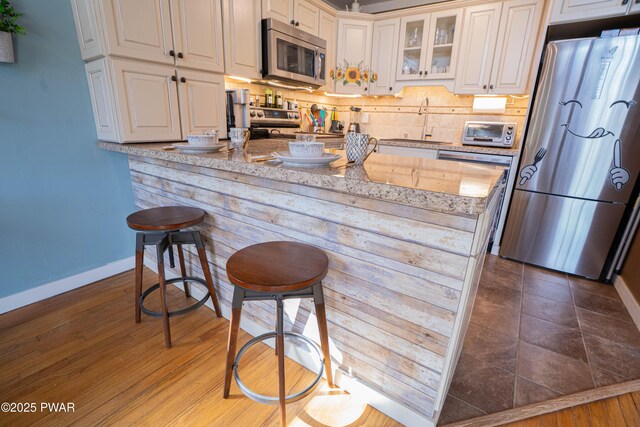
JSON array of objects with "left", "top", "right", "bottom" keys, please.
[
  {"left": 424, "top": 9, "right": 462, "bottom": 80},
  {"left": 396, "top": 10, "right": 461, "bottom": 81},
  {"left": 397, "top": 14, "right": 430, "bottom": 81}
]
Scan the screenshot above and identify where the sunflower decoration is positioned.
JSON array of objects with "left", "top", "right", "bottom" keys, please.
[
  {"left": 334, "top": 60, "right": 371, "bottom": 87},
  {"left": 370, "top": 73, "right": 378, "bottom": 83},
  {"left": 345, "top": 67, "right": 362, "bottom": 86},
  {"left": 329, "top": 68, "right": 335, "bottom": 79}
]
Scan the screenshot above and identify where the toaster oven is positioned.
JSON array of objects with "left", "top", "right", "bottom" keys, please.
[{"left": 462, "top": 121, "right": 516, "bottom": 147}]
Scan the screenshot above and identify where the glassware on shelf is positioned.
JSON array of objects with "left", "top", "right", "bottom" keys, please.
[
  {"left": 448, "top": 25, "right": 455, "bottom": 44},
  {"left": 435, "top": 28, "right": 447, "bottom": 45},
  {"left": 408, "top": 27, "right": 419, "bottom": 47}
]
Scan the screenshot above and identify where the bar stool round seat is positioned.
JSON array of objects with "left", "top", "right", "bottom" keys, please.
[
  {"left": 226, "top": 241, "right": 329, "bottom": 293},
  {"left": 126, "top": 206, "right": 205, "bottom": 231},
  {"left": 223, "top": 241, "right": 333, "bottom": 427},
  {"left": 127, "top": 205, "right": 221, "bottom": 349}
]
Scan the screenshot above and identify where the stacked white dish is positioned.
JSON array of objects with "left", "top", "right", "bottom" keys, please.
[
  {"left": 173, "top": 132, "right": 225, "bottom": 154},
  {"left": 272, "top": 141, "right": 341, "bottom": 167}
]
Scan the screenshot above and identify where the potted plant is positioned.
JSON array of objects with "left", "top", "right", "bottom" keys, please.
[{"left": 0, "top": 0, "right": 25, "bottom": 63}]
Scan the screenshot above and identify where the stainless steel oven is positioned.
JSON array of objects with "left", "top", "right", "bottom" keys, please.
[
  {"left": 438, "top": 150, "right": 514, "bottom": 253},
  {"left": 262, "top": 18, "right": 326, "bottom": 88}
]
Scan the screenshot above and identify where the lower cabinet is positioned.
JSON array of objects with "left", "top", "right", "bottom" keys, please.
[
  {"left": 377, "top": 145, "right": 438, "bottom": 158},
  {"left": 85, "top": 58, "right": 225, "bottom": 143}
]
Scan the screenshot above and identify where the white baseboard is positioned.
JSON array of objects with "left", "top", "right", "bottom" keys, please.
[
  {"left": 147, "top": 257, "right": 434, "bottom": 427},
  {"left": 0, "top": 256, "right": 135, "bottom": 315},
  {"left": 614, "top": 275, "right": 640, "bottom": 330}
]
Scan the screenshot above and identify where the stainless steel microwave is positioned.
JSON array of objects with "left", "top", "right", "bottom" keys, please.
[
  {"left": 462, "top": 121, "right": 517, "bottom": 147},
  {"left": 261, "top": 18, "right": 326, "bottom": 88}
]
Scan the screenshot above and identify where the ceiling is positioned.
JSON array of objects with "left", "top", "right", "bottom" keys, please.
[{"left": 321, "top": 0, "right": 450, "bottom": 14}]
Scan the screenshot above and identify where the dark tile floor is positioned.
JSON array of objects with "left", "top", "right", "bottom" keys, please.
[{"left": 438, "top": 255, "right": 640, "bottom": 425}]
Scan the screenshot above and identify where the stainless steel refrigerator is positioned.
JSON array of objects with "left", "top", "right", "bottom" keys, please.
[{"left": 501, "top": 34, "right": 640, "bottom": 279}]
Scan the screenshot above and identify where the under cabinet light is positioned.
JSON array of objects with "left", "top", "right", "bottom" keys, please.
[
  {"left": 227, "top": 75, "right": 253, "bottom": 83},
  {"left": 324, "top": 92, "right": 362, "bottom": 98},
  {"left": 472, "top": 96, "right": 507, "bottom": 113}
]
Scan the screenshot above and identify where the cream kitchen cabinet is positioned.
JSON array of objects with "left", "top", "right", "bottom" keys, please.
[
  {"left": 318, "top": 10, "right": 337, "bottom": 92},
  {"left": 370, "top": 18, "right": 400, "bottom": 95},
  {"left": 223, "top": 0, "right": 262, "bottom": 79},
  {"left": 335, "top": 18, "right": 373, "bottom": 95},
  {"left": 550, "top": 0, "right": 636, "bottom": 24},
  {"left": 84, "top": 58, "right": 225, "bottom": 142},
  {"left": 454, "top": 0, "right": 542, "bottom": 95},
  {"left": 71, "top": 0, "right": 225, "bottom": 73},
  {"left": 396, "top": 9, "right": 462, "bottom": 82},
  {"left": 262, "top": 0, "right": 320, "bottom": 36}
]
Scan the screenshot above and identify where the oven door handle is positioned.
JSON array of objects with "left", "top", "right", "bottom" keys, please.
[{"left": 437, "top": 151, "right": 512, "bottom": 166}]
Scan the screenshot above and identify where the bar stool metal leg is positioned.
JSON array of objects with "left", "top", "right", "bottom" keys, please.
[
  {"left": 193, "top": 232, "right": 222, "bottom": 317},
  {"left": 313, "top": 282, "right": 334, "bottom": 387},
  {"left": 176, "top": 244, "right": 191, "bottom": 298},
  {"left": 156, "top": 242, "right": 172, "bottom": 348},
  {"left": 134, "top": 233, "right": 144, "bottom": 324},
  {"left": 276, "top": 296, "right": 287, "bottom": 426},
  {"left": 224, "top": 287, "right": 245, "bottom": 397}
]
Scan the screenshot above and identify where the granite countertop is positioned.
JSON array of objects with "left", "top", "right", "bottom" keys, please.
[
  {"left": 378, "top": 139, "right": 520, "bottom": 156},
  {"left": 98, "top": 139, "right": 505, "bottom": 216}
]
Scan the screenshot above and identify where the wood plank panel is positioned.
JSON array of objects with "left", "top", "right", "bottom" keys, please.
[
  {"left": 129, "top": 158, "right": 475, "bottom": 255},
  {"left": 126, "top": 154, "right": 488, "bottom": 420}
]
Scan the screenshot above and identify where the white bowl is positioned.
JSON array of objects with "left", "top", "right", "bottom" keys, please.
[
  {"left": 288, "top": 141, "right": 325, "bottom": 158},
  {"left": 187, "top": 134, "right": 218, "bottom": 146}
]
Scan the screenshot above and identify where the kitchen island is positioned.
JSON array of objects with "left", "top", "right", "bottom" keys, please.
[{"left": 99, "top": 139, "right": 504, "bottom": 426}]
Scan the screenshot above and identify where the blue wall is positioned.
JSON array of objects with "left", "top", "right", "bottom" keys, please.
[{"left": 0, "top": 0, "right": 136, "bottom": 298}]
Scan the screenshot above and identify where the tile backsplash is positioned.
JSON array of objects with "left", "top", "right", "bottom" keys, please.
[{"left": 225, "top": 80, "right": 530, "bottom": 148}]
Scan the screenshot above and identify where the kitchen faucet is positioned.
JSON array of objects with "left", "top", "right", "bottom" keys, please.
[{"left": 418, "top": 97, "right": 433, "bottom": 141}]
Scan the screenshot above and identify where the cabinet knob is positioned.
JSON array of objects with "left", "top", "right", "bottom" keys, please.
[
  {"left": 364, "top": 87, "right": 367, "bottom": 91},
  {"left": 483, "top": 84, "right": 487, "bottom": 89},
  {"left": 489, "top": 84, "right": 495, "bottom": 90},
  {"left": 171, "top": 75, "right": 177, "bottom": 81},
  {"left": 177, "top": 52, "right": 184, "bottom": 58},
  {"left": 180, "top": 77, "right": 186, "bottom": 83},
  {"left": 290, "top": 19, "right": 295, "bottom": 25},
  {"left": 419, "top": 71, "right": 423, "bottom": 76},
  {"left": 169, "top": 50, "right": 175, "bottom": 57},
  {"left": 389, "top": 87, "right": 393, "bottom": 91},
  {"left": 295, "top": 21, "right": 300, "bottom": 26}
]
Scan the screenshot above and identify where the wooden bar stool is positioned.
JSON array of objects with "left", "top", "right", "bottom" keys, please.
[
  {"left": 126, "top": 206, "right": 221, "bottom": 348},
  {"left": 223, "top": 241, "right": 334, "bottom": 426}
]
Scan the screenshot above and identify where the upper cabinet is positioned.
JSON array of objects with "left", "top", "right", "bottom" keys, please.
[
  {"left": 335, "top": 18, "right": 373, "bottom": 95},
  {"left": 370, "top": 18, "right": 400, "bottom": 95},
  {"left": 101, "top": 0, "right": 174, "bottom": 65},
  {"left": 396, "top": 9, "right": 462, "bottom": 82},
  {"left": 550, "top": 0, "right": 638, "bottom": 24},
  {"left": 70, "top": 0, "right": 225, "bottom": 72},
  {"left": 454, "top": 0, "right": 542, "bottom": 95},
  {"left": 170, "top": 0, "right": 225, "bottom": 72},
  {"left": 223, "top": 0, "right": 262, "bottom": 79},
  {"left": 318, "top": 10, "right": 337, "bottom": 92},
  {"left": 262, "top": 0, "right": 320, "bottom": 36}
]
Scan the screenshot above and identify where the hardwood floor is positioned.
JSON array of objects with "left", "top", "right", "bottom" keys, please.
[
  {"left": 503, "top": 392, "right": 640, "bottom": 426},
  {"left": 0, "top": 269, "right": 398, "bottom": 426}
]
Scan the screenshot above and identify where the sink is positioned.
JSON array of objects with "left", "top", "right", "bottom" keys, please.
[{"left": 381, "top": 138, "right": 452, "bottom": 145}]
